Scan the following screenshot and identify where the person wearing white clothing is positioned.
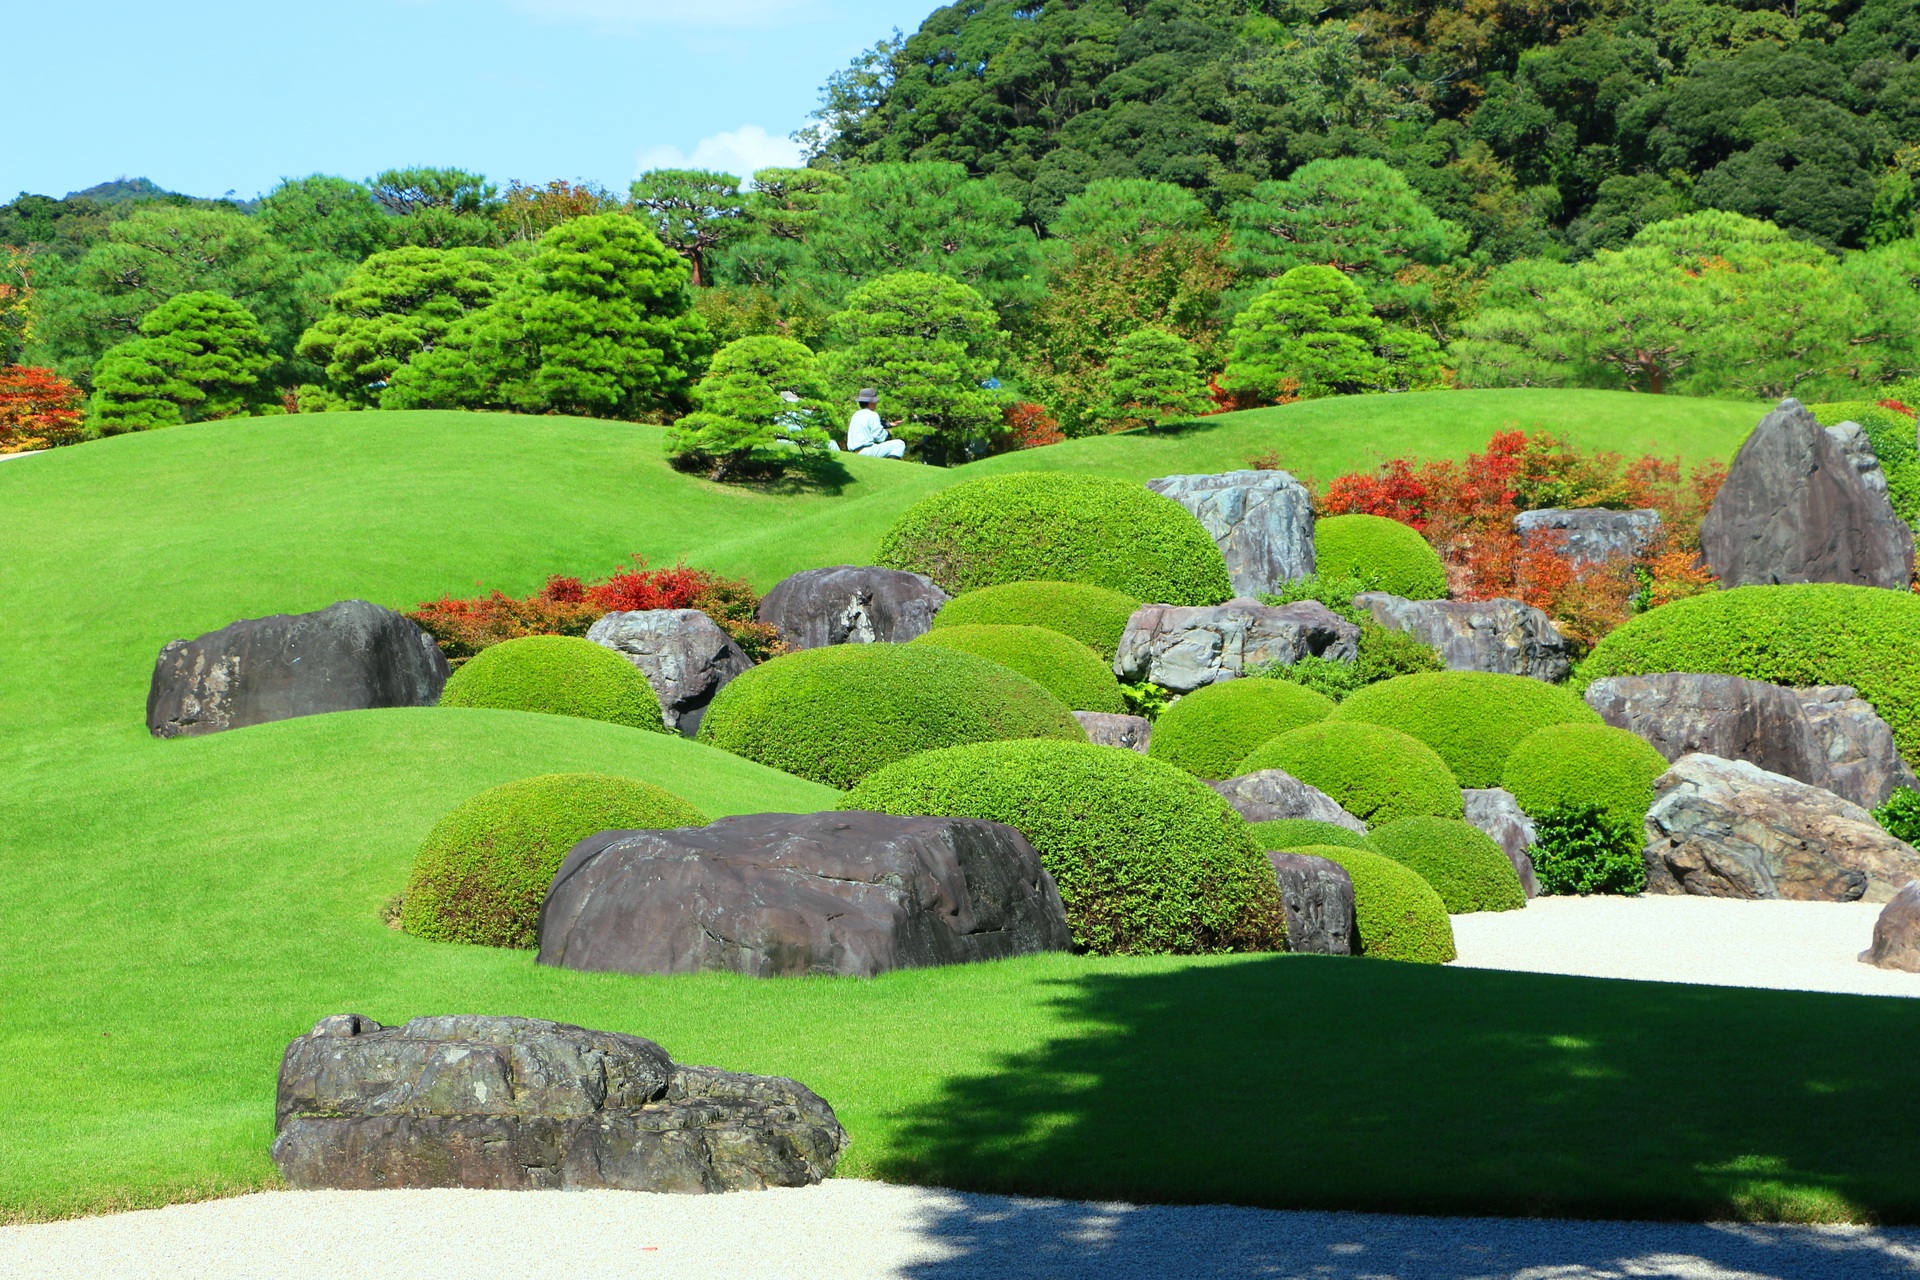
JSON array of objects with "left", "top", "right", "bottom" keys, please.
[{"left": 847, "top": 388, "right": 906, "bottom": 458}]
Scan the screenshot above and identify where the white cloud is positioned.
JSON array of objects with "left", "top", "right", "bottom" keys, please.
[
  {"left": 635, "top": 125, "right": 804, "bottom": 182},
  {"left": 500, "top": 0, "right": 808, "bottom": 28}
]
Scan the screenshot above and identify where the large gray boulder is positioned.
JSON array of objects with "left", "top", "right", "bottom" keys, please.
[
  {"left": 146, "top": 600, "right": 447, "bottom": 738},
  {"left": 1699, "top": 398, "right": 1913, "bottom": 590},
  {"left": 1861, "top": 881, "right": 1920, "bottom": 972},
  {"left": 1208, "top": 770, "right": 1367, "bottom": 833},
  {"left": 754, "top": 566, "right": 949, "bottom": 650},
  {"left": 1145, "top": 470, "right": 1314, "bottom": 597},
  {"left": 1073, "top": 710, "right": 1151, "bottom": 753},
  {"left": 270, "top": 1014, "right": 846, "bottom": 1192},
  {"left": 1642, "top": 754, "right": 1920, "bottom": 902},
  {"left": 1267, "top": 852, "right": 1355, "bottom": 955},
  {"left": 1513, "top": 508, "right": 1662, "bottom": 569},
  {"left": 1462, "top": 788, "right": 1540, "bottom": 898},
  {"left": 537, "top": 812, "right": 1072, "bottom": 978},
  {"left": 1796, "top": 685, "right": 1920, "bottom": 810},
  {"left": 1353, "top": 592, "right": 1571, "bottom": 682},
  {"left": 587, "top": 609, "right": 752, "bottom": 737},
  {"left": 1114, "top": 599, "right": 1359, "bottom": 693}
]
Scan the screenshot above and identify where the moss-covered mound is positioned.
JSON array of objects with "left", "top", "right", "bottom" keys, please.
[
  {"left": 698, "top": 642, "right": 1085, "bottom": 788},
  {"left": 911, "top": 623, "right": 1125, "bottom": 713},
  {"left": 1576, "top": 584, "right": 1920, "bottom": 762},
  {"left": 1367, "top": 816, "right": 1526, "bottom": 914},
  {"left": 438, "top": 634, "right": 665, "bottom": 730},
  {"left": 1290, "top": 844, "right": 1457, "bottom": 963},
  {"left": 401, "top": 773, "right": 706, "bottom": 948},
  {"left": 1240, "top": 721, "right": 1462, "bottom": 825},
  {"left": 842, "top": 738, "right": 1284, "bottom": 955},
  {"left": 1313, "top": 514, "right": 1448, "bottom": 600},
  {"left": 1249, "top": 819, "right": 1376, "bottom": 852},
  {"left": 877, "top": 471, "right": 1232, "bottom": 605},
  {"left": 1502, "top": 722, "right": 1671, "bottom": 829},
  {"left": 932, "top": 580, "right": 1142, "bottom": 661},
  {"left": 1332, "top": 671, "right": 1600, "bottom": 787},
  {"left": 1149, "top": 678, "right": 1337, "bottom": 779}
]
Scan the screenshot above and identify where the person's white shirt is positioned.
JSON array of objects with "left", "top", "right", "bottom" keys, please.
[{"left": 847, "top": 406, "right": 887, "bottom": 452}]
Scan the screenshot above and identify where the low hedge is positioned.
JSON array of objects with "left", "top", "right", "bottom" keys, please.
[
  {"left": 911, "top": 623, "right": 1125, "bottom": 713},
  {"left": 698, "top": 642, "right": 1085, "bottom": 788},
  {"left": 1367, "top": 816, "right": 1526, "bottom": 914},
  {"left": 1502, "top": 722, "right": 1670, "bottom": 831},
  {"left": 842, "top": 739, "right": 1285, "bottom": 955},
  {"left": 1332, "top": 671, "right": 1600, "bottom": 787},
  {"left": 1249, "top": 819, "right": 1376, "bottom": 852},
  {"left": 401, "top": 773, "right": 706, "bottom": 948},
  {"left": 1148, "top": 679, "right": 1337, "bottom": 779},
  {"left": 438, "top": 634, "right": 665, "bottom": 730},
  {"left": 1290, "top": 844, "right": 1456, "bottom": 963},
  {"left": 1240, "top": 721, "right": 1463, "bottom": 825},
  {"left": 932, "top": 580, "right": 1142, "bottom": 660},
  {"left": 1313, "top": 514, "right": 1448, "bottom": 600},
  {"left": 877, "top": 471, "right": 1232, "bottom": 605}
]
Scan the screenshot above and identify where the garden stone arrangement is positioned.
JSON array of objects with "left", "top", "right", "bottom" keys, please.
[
  {"left": 1513, "top": 507, "right": 1662, "bottom": 568},
  {"left": 586, "top": 608, "right": 751, "bottom": 736},
  {"left": 1145, "top": 469, "right": 1314, "bottom": 596},
  {"left": 1352, "top": 592, "right": 1571, "bottom": 681},
  {"left": 1115, "top": 599, "right": 1359, "bottom": 691},
  {"left": 754, "top": 565, "right": 950, "bottom": 649}
]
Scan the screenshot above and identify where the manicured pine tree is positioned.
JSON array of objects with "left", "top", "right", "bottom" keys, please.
[
  {"left": 90, "top": 291, "right": 275, "bottom": 433},
  {"left": 665, "top": 335, "right": 836, "bottom": 481},
  {"left": 1098, "top": 327, "right": 1212, "bottom": 432}
]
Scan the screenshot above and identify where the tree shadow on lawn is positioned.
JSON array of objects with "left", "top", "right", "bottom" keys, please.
[{"left": 876, "top": 955, "right": 1920, "bottom": 1276}]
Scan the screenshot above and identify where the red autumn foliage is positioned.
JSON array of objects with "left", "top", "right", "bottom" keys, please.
[
  {"left": 1001, "top": 401, "right": 1065, "bottom": 451},
  {"left": 1878, "top": 399, "right": 1916, "bottom": 419},
  {"left": 0, "top": 365, "right": 85, "bottom": 453}
]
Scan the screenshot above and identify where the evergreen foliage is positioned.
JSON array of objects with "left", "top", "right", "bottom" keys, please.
[
  {"left": 1239, "top": 721, "right": 1464, "bottom": 826},
  {"left": 1502, "top": 722, "right": 1671, "bottom": 831},
  {"left": 1332, "top": 671, "right": 1602, "bottom": 789},
  {"left": 1368, "top": 815, "right": 1527, "bottom": 914},
  {"left": 90, "top": 292, "right": 275, "bottom": 432},
  {"left": 1222, "top": 267, "right": 1445, "bottom": 401},
  {"left": 1290, "top": 844, "right": 1456, "bottom": 963},
  {"left": 1148, "top": 678, "right": 1336, "bottom": 780},
  {"left": 437, "top": 635, "right": 667, "bottom": 731},
  {"left": 1248, "top": 819, "right": 1376, "bottom": 853},
  {"left": 1312, "top": 514, "right": 1449, "bottom": 600},
  {"left": 911, "top": 623, "right": 1125, "bottom": 713},
  {"left": 1098, "top": 327, "right": 1212, "bottom": 432},
  {"left": 932, "top": 580, "right": 1142, "bottom": 661},
  {"left": 663, "top": 334, "right": 836, "bottom": 480}
]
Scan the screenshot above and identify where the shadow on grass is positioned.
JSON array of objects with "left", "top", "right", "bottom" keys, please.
[{"left": 670, "top": 449, "right": 858, "bottom": 496}]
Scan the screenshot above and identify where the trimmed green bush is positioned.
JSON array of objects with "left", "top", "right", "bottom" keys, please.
[
  {"left": 911, "top": 623, "right": 1125, "bottom": 713},
  {"left": 1577, "top": 584, "right": 1920, "bottom": 763},
  {"left": 438, "top": 634, "right": 665, "bottom": 730},
  {"left": 1331, "top": 671, "right": 1600, "bottom": 787},
  {"left": 842, "top": 739, "right": 1285, "bottom": 955},
  {"left": 1249, "top": 819, "right": 1376, "bottom": 852},
  {"left": 1240, "top": 721, "right": 1463, "bottom": 824},
  {"left": 698, "top": 642, "right": 1085, "bottom": 788},
  {"left": 933, "top": 580, "right": 1142, "bottom": 660},
  {"left": 401, "top": 773, "right": 706, "bottom": 947},
  {"left": 1502, "top": 722, "right": 1670, "bottom": 831},
  {"left": 1367, "top": 816, "right": 1526, "bottom": 914},
  {"left": 1313, "top": 514, "right": 1448, "bottom": 600},
  {"left": 1149, "top": 678, "right": 1336, "bottom": 778},
  {"left": 877, "top": 471, "right": 1232, "bottom": 605},
  {"left": 1530, "top": 802, "right": 1646, "bottom": 895},
  {"left": 1291, "top": 844, "right": 1456, "bottom": 963}
]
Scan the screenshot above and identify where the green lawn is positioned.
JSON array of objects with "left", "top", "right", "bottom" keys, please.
[{"left": 14, "top": 389, "right": 1906, "bottom": 1228}]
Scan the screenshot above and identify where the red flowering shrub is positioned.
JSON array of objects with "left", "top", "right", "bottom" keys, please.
[
  {"left": 1879, "top": 399, "right": 1915, "bottom": 418},
  {"left": 1001, "top": 402, "right": 1065, "bottom": 451},
  {"left": 0, "top": 365, "right": 85, "bottom": 452}
]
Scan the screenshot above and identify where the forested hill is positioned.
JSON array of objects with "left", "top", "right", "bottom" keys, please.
[{"left": 810, "top": 0, "right": 1920, "bottom": 254}]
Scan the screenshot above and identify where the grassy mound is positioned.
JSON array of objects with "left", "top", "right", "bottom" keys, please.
[
  {"left": 1249, "top": 819, "right": 1376, "bottom": 852},
  {"left": 1367, "top": 816, "right": 1527, "bottom": 914},
  {"left": 843, "top": 739, "right": 1284, "bottom": 955},
  {"left": 438, "top": 634, "right": 665, "bottom": 730},
  {"left": 1313, "top": 514, "right": 1448, "bottom": 600},
  {"left": 1290, "top": 845, "right": 1457, "bottom": 963},
  {"left": 1240, "top": 721, "right": 1463, "bottom": 825},
  {"left": 1332, "top": 671, "right": 1601, "bottom": 788},
  {"left": 1148, "top": 678, "right": 1336, "bottom": 779},
  {"left": 1503, "top": 722, "right": 1671, "bottom": 829},
  {"left": 911, "top": 623, "right": 1125, "bottom": 713},
  {"left": 932, "top": 580, "right": 1142, "bottom": 661}
]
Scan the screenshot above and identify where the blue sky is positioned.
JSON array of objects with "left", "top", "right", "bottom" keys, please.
[{"left": 7, "top": 0, "right": 931, "bottom": 201}]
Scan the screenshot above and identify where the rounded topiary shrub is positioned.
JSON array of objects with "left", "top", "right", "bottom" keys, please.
[
  {"left": 698, "top": 642, "right": 1084, "bottom": 789},
  {"left": 401, "top": 773, "right": 706, "bottom": 948},
  {"left": 1291, "top": 844, "right": 1456, "bottom": 963},
  {"left": 932, "top": 580, "right": 1142, "bottom": 660},
  {"left": 842, "top": 739, "right": 1285, "bottom": 955},
  {"left": 1577, "top": 584, "right": 1920, "bottom": 761},
  {"left": 1313, "top": 514, "right": 1448, "bottom": 600},
  {"left": 1367, "top": 816, "right": 1526, "bottom": 914},
  {"left": 876, "top": 472, "right": 1232, "bottom": 605},
  {"left": 1148, "top": 678, "right": 1336, "bottom": 779},
  {"left": 1502, "top": 722, "right": 1670, "bottom": 829},
  {"left": 1249, "top": 819, "right": 1376, "bottom": 852},
  {"left": 1331, "top": 671, "right": 1600, "bottom": 788},
  {"left": 438, "top": 635, "right": 665, "bottom": 730},
  {"left": 1240, "top": 721, "right": 1462, "bottom": 825},
  {"left": 911, "top": 623, "right": 1125, "bottom": 713}
]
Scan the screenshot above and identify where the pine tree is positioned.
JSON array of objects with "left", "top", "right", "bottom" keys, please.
[{"left": 1098, "top": 327, "right": 1212, "bottom": 432}]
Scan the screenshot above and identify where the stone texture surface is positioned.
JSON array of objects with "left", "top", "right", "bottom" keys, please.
[
  {"left": 1860, "top": 881, "right": 1920, "bottom": 972},
  {"left": 754, "top": 566, "right": 949, "bottom": 650},
  {"left": 587, "top": 609, "right": 752, "bottom": 737},
  {"left": 1463, "top": 787, "right": 1541, "bottom": 898},
  {"left": 1073, "top": 710, "right": 1151, "bottom": 753},
  {"left": 1208, "top": 770, "right": 1368, "bottom": 833},
  {"left": 1699, "top": 398, "right": 1914, "bottom": 589},
  {"left": 1826, "top": 420, "right": 1892, "bottom": 497},
  {"left": 537, "top": 812, "right": 1072, "bottom": 978},
  {"left": 1354, "top": 592, "right": 1572, "bottom": 682},
  {"left": 270, "top": 1014, "right": 847, "bottom": 1193},
  {"left": 146, "top": 600, "right": 447, "bottom": 739},
  {"left": 1114, "top": 599, "right": 1359, "bottom": 693},
  {"left": 1584, "top": 673, "right": 1832, "bottom": 790},
  {"left": 1513, "top": 508, "right": 1663, "bottom": 568},
  {"left": 1642, "top": 754, "right": 1920, "bottom": 902},
  {"left": 1796, "top": 684, "right": 1920, "bottom": 810},
  {"left": 1145, "top": 469, "right": 1314, "bottom": 597},
  {"left": 1267, "top": 852, "right": 1355, "bottom": 955}
]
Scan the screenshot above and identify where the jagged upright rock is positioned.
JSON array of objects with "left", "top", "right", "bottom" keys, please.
[
  {"left": 1462, "top": 788, "right": 1540, "bottom": 898},
  {"left": 587, "top": 609, "right": 752, "bottom": 737},
  {"left": 1208, "top": 769, "right": 1368, "bottom": 832},
  {"left": 1513, "top": 508, "right": 1662, "bottom": 569},
  {"left": 1583, "top": 673, "right": 1832, "bottom": 791},
  {"left": 1145, "top": 470, "right": 1314, "bottom": 597},
  {"left": 1353, "top": 592, "right": 1571, "bottom": 682},
  {"left": 1114, "top": 599, "right": 1359, "bottom": 693},
  {"left": 1267, "top": 852, "right": 1355, "bottom": 955},
  {"left": 754, "top": 566, "right": 950, "bottom": 650},
  {"left": 1796, "top": 685, "right": 1920, "bottom": 810}
]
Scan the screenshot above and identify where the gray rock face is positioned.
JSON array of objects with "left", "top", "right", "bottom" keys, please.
[
  {"left": 1642, "top": 754, "right": 1920, "bottom": 902},
  {"left": 1513, "top": 508, "right": 1663, "bottom": 568},
  {"left": 754, "top": 566, "right": 949, "bottom": 650},
  {"left": 1208, "top": 770, "right": 1367, "bottom": 833},
  {"left": 1073, "top": 710, "right": 1151, "bottom": 753},
  {"left": 1699, "top": 398, "right": 1914, "bottom": 590},
  {"left": 1796, "top": 685, "right": 1920, "bottom": 810},
  {"left": 1267, "top": 852, "right": 1355, "bottom": 955},
  {"left": 1462, "top": 788, "right": 1540, "bottom": 898},
  {"left": 1353, "top": 592, "right": 1571, "bottom": 682},
  {"left": 1826, "top": 421, "right": 1891, "bottom": 498},
  {"left": 1114, "top": 599, "right": 1359, "bottom": 693},
  {"left": 271, "top": 1014, "right": 847, "bottom": 1193},
  {"left": 1145, "top": 470, "right": 1315, "bottom": 597},
  {"left": 587, "top": 609, "right": 752, "bottom": 737},
  {"left": 1861, "top": 881, "right": 1920, "bottom": 972},
  {"left": 146, "top": 600, "right": 448, "bottom": 739},
  {"left": 538, "top": 812, "right": 1073, "bottom": 978}
]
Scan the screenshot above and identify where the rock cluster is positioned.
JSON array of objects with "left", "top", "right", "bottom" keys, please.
[
  {"left": 1114, "top": 599, "right": 1359, "bottom": 693},
  {"left": 1353, "top": 592, "right": 1571, "bottom": 682},
  {"left": 1145, "top": 470, "right": 1315, "bottom": 597},
  {"left": 1208, "top": 770, "right": 1368, "bottom": 833},
  {"left": 1267, "top": 852, "right": 1355, "bottom": 955},
  {"left": 755, "top": 566, "right": 949, "bottom": 650},
  {"left": 587, "top": 609, "right": 752, "bottom": 736}
]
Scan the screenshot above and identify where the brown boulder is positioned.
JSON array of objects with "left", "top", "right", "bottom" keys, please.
[{"left": 1861, "top": 882, "right": 1920, "bottom": 972}]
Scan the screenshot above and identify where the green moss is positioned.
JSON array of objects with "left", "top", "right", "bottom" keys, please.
[
  {"left": 1367, "top": 816, "right": 1526, "bottom": 914},
  {"left": 877, "top": 471, "right": 1232, "bottom": 605},
  {"left": 1240, "top": 720, "right": 1462, "bottom": 824},
  {"left": 698, "top": 642, "right": 1085, "bottom": 789},
  {"left": 1290, "top": 844, "right": 1457, "bottom": 963},
  {"left": 842, "top": 739, "right": 1285, "bottom": 956},
  {"left": 933, "top": 580, "right": 1142, "bottom": 660},
  {"left": 437, "top": 634, "right": 666, "bottom": 730},
  {"left": 1331, "top": 671, "right": 1600, "bottom": 787},
  {"left": 1502, "top": 722, "right": 1670, "bottom": 831},
  {"left": 1249, "top": 819, "right": 1376, "bottom": 852},
  {"left": 401, "top": 772, "right": 707, "bottom": 948},
  {"left": 1149, "top": 679, "right": 1336, "bottom": 779},
  {"left": 911, "top": 623, "right": 1125, "bottom": 713},
  {"left": 1313, "top": 514, "right": 1448, "bottom": 600}
]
